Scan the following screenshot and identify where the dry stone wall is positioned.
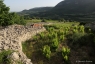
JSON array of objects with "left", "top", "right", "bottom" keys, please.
[{"left": 0, "top": 24, "right": 46, "bottom": 64}]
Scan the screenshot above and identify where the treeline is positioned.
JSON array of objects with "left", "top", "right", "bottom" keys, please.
[
  {"left": 0, "top": 0, "right": 26, "bottom": 26},
  {"left": 24, "top": 11, "right": 95, "bottom": 22}
]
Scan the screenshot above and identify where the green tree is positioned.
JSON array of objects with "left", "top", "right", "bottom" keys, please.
[
  {"left": 9, "top": 12, "right": 26, "bottom": 25},
  {"left": 0, "top": 0, "right": 26, "bottom": 26},
  {"left": 0, "top": 0, "right": 10, "bottom": 26}
]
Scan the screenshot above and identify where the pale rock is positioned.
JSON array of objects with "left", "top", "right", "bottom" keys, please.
[
  {"left": 0, "top": 24, "right": 46, "bottom": 64},
  {"left": 3, "top": 46, "right": 9, "bottom": 50},
  {"left": 8, "top": 52, "right": 19, "bottom": 61}
]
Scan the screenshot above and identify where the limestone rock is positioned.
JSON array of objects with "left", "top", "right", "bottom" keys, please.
[
  {"left": 0, "top": 24, "right": 46, "bottom": 64},
  {"left": 8, "top": 52, "right": 19, "bottom": 61}
]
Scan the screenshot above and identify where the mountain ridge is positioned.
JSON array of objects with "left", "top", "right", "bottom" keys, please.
[
  {"left": 18, "top": 7, "right": 53, "bottom": 15},
  {"left": 53, "top": 0, "right": 95, "bottom": 14},
  {"left": 19, "top": 0, "right": 95, "bottom": 21}
]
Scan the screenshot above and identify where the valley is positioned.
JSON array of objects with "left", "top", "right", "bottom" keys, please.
[{"left": 0, "top": 0, "right": 95, "bottom": 64}]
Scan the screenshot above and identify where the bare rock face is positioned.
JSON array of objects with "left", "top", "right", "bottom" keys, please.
[{"left": 0, "top": 24, "right": 46, "bottom": 64}]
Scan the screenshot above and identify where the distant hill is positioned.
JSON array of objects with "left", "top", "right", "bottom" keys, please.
[
  {"left": 49, "top": 0, "right": 95, "bottom": 21},
  {"left": 53, "top": 0, "right": 95, "bottom": 14},
  {"left": 19, "top": 0, "right": 95, "bottom": 21},
  {"left": 18, "top": 7, "right": 53, "bottom": 15}
]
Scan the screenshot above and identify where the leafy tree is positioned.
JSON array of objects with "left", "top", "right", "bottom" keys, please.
[
  {"left": 0, "top": 0, "right": 26, "bottom": 26},
  {"left": 9, "top": 12, "right": 26, "bottom": 25},
  {"left": 0, "top": 0, "right": 10, "bottom": 26}
]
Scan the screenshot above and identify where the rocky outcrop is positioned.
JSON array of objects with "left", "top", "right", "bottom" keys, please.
[{"left": 0, "top": 24, "right": 46, "bottom": 64}]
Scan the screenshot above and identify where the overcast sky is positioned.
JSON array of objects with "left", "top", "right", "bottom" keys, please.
[{"left": 4, "top": 0, "right": 63, "bottom": 12}]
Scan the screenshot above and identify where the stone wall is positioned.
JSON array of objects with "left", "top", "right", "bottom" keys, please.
[{"left": 0, "top": 24, "right": 46, "bottom": 64}]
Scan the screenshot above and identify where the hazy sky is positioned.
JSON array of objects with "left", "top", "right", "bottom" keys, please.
[{"left": 4, "top": 0, "right": 63, "bottom": 12}]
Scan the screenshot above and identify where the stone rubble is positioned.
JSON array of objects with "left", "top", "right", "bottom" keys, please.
[{"left": 0, "top": 24, "right": 46, "bottom": 64}]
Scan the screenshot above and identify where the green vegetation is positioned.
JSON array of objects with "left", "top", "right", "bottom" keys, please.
[
  {"left": 26, "top": 19, "right": 41, "bottom": 23},
  {"left": 62, "top": 46, "right": 70, "bottom": 61},
  {"left": 0, "top": 50, "right": 13, "bottom": 64},
  {"left": 51, "top": 38, "right": 59, "bottom": 51},
  {"left": 0, "top": 0, "right": 26, "bottom": 26},
  {"left": 41, "top": 19, "right": 47, "bottom": 22},
  {"left": 19, "top": 0, "right": 95, "bottom": 22},
  {"left": 25, "top": 19, "right": 58, "bottom": 23},
  {"left": 42, "top": 45, "right": 51, "bottom": 59},
  {"left": 18, "top": 7, "right": 53, "bottom": 15},
  {"left": 1, "top": 0, "right": 95, "bottom": 64},
  {"left": 22, "top": 22, "right": 95, "bottom": 64}
]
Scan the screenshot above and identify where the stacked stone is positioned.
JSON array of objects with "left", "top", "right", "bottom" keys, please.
[{"left": 0, "top": 24, "right": 46, "bottom": 64}]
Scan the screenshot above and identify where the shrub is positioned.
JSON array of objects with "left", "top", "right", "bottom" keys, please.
[
  {"left": 40, "top": 33, "right": 44, "bottom": 39},
  {"left": 51, "top": 38, "right": 59, "bottom": 51},
  {"left": 60, "top": 34, "right": 65, "bottom": 42},
  {"left": 9, "top": 12, "right": 26, "bottom": 25},
  {"left": 79, "top": 22, "right": 86, "bottom": 25},
  {"left": 62, "top": 46, "right": 70, "bottom": 61},
  {"left": 85, "top": 27, "right": 91, "bottom": 33},
  {"left": 42, "top": 45, "right": 51, "bottom": 59},
  {"left": 0, "top": 50, "right": 13, "bottom": 64},
  {"left": 41, "top": 19, "right": 46, "bottom": 22},
  {"left": 71, "top": 33, "right": 85, "bottom": 43},
  {"left": 79, "top": 25, "right": 84, "bottom": 33},
  {"left": 33, "top": 36, "right": 38, "bottom": 41}
]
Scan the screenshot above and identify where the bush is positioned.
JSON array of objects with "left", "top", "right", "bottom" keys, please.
[
  {"left": 79, "top": 25, "right": 85, "bottom": 33},
  {"left": 8, "top": 12, "right": 26, "bottom": 25},
  {"left": 62, "top": 46, "right": 70, "bottom": 61},
  {"left": 79, "top": 22, "right": 86, "bottom": 25},
  {"left": 0, "top": 50, "right": 13, "bottom": 64},
  {"left": 40, "top": 33, "right": 44, "bottom": 39},
  {"left": 0, "top": 1, "right": 26, "bottom": 26},
  {"left": 60, "top": 34, "right": 65, "bottom": 42},
  {"left": 41, "top": 19, "right": 46, "bottom": 22},
  {"left": 42, "top": 45, "right": 51, "bottom": 59},
  {"left": 72, "top": 33, "right": 85, "bottom": 43},
  {"left": 51, "top": 38, "right": 59, "bottom": 51}
]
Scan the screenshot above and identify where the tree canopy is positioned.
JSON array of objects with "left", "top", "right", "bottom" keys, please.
[{"left": 0, "top": 0, "right": 26, "bottom": 26}]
